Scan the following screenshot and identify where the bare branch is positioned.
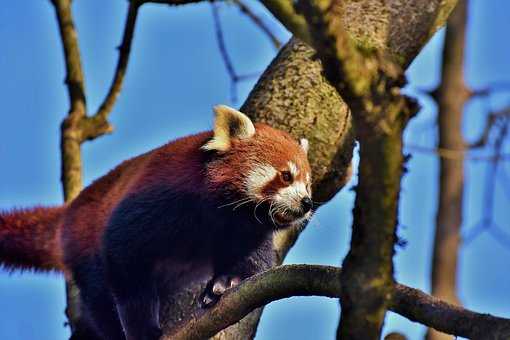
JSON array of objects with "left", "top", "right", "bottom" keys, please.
[
  {"left": 211, "top": 2, "right": 261, "bottom": 102},
  {"left": 211, "top": 1, "right": 238, "bottom": 101},
  {"left": 463, "top": 115, "right": 510, "bottom": 248},
  {"left": 471, "top": 82, "right": 510, "bottom": 97},
  {"left": 51, "top": 0, "right": 90, "bottom": 334},
  {"left": 165, "top": 265, "right": 510, "bottom": 340},
  {"left": 233, "top": 0, "right": 282, "bottom": 49},
  {"left": 51, "top": 1, "right": 143, "bottom": 336},
  {"left": 89, "top": 0, "right": 141, "bottom": 139},
  {"left": 470, "top": 108, "right": 510, "bottom": 148},
  {"left": 51, "top": 0, "right": 87, "bottom": 120},
  {"left": 428, "top": 3, "right": 468, "bottom": 338}
]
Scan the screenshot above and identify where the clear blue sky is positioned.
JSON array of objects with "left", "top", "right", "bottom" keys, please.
[{"left": 1, "top": 1, "right": 509, "bottom": 339}]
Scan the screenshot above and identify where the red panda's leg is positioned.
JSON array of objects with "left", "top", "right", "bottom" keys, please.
[
  {"left": 103, "top": 207, "right": 167, "bottom": 340},
  {"left": 72, "top": 257, "right": 125, "bottom": 340},
  {"left": 115, "top": 288, "right": 161, "bottom": 340},
  {"left": 103, "top": 248, "right": 162, "bottom": 340}
]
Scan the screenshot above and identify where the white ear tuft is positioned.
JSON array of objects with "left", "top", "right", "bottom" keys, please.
[
  {"left": 300, "top": 138, "right": 309, "bottom": 154},
  {"left": 202, "top": 105, "right": 256, "bottom": 152}
]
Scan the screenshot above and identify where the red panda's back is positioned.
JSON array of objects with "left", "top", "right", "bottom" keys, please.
[{"left": 59, "top": 131, "right": 213, "bottom": 267}]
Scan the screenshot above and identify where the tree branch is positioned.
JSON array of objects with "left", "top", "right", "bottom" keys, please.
[
  {"left": 233, "top": 0, "right": 281, "bottom": 49},
  {"left": 51, "top": 1, "right": 143, "bottom": 337},
  {"left": 296, "top": 1, "right": 419, "bottom": 337},
  {"left": 426, "top": 4, "right": 471, "bottom": 334},
  {"left": 51, "top": 0, "right": 87, "bottom": 120},
  {"left": 165, "top": 265, "right": 510, "bottom": 340},
  {"left": 429, "top": 3, "right": 469, "bottom": 337},
  {"left": 88, "top": 0, "right": 141, "bottom": 139}
]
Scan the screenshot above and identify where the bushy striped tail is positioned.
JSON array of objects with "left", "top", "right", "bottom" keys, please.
[{"left": 0, "top": 206, "right": 65, "bottom": 272}]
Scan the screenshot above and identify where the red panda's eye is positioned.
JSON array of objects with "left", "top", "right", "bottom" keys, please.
[{"left": 281, "top": 171, "right": 292, "bottom": 183}]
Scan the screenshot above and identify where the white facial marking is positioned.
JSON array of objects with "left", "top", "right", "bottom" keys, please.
[
  {"left": 275, "top": 181, "right": 308, "bottom": 210},
  {"left": 288, "top": 161, "right": 299, "bottom": 178},
  {"left": 245, "top": 164, "right": 277, "bottom": 198}
]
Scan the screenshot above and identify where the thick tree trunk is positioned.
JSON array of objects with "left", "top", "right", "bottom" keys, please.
[{"left": 427, "top": 1, "right": 468, "bottom": 339}]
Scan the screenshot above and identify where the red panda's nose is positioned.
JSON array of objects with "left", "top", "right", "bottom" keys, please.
[{"left": 301, "top": 197, "right": 313, "bottom": 213}]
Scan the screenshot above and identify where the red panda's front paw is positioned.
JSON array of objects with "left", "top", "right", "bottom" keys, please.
[
  {"left": 199, "top": 275, "right": 242, "bottom": 308},
  {"left": 212, "top": 275, "right": 241, "bottom": 295}
]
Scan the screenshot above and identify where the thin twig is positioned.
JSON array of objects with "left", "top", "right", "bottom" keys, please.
[
  {"left": 211, "top": 1, "right": 238, "bottom": 101},
  {"left": 210, "top": 1, "right": 263, "bottom": 102},
  {"left": 405, "top": 143, "right": 510, "bottom": 161},
  {"left": 463, "top": 118, "right": 510, "bottom": 247},
  {"left": 232, "top": 0, "right": 282, "bottom": 49},
  {"left": 470, "top": 107, "right": 510, "bottom": 148},
  {"left": 90, "top": 1, "right": 141, "bottom": 137},
  {"left": 471, "top": 82, "right": 510, "bottom": 97}
]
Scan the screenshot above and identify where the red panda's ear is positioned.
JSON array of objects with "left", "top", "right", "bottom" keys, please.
[
  {"left": 202, "top": 105, "right": 256, "bottom": 152},
  {"left": 300, "top": 138, "right": 309, "bottom": 154}
]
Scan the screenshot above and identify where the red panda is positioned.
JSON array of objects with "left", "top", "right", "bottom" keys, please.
[{"left": 0, "top": 105, "right": 312, "bottom": 340}]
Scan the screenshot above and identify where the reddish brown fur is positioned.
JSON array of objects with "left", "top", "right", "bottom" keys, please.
[
  {"left": 0, "top": 206, "right": 65, "bottom": 271},
  {"left": 60, "top": 131, "right": 214, "bottom": 268},
  {"left": 1, "top": 123, "right": 308, "bottom": 274}
]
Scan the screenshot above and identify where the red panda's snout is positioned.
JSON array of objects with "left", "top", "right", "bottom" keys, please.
[{"left": 245, "top": 159, "right": 313, "bottom": 229}]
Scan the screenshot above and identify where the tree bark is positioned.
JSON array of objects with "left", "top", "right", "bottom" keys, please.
[
  {"left": 260, "top": 0, "right": 458, "bottom": 338},
  {"left": 427, "top": 1, "right": 469, "bottom": 339}
]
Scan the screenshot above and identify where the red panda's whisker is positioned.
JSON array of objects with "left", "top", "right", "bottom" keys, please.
[
  {"left": 217, "top": 197, "right": 253, "bottom": 209},
  {"left": 233, "top": 198, "right": 255, "bottom": 211},
  {"left": 253, "top": 198, "right": 270, "bottom": 224},
  {"left": 268, "top": 201, "right": 277, "bottom": 226}
]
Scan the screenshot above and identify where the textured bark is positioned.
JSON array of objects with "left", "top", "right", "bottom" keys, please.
[
  {"left": 261, "top": 0, "right": 458, "bottom": 68},
  {"left": 427, "top": 1, "right": 468, "bottom": 340},
  {"left": 161, "top": 265, "right": 510, "bottom": 340}
]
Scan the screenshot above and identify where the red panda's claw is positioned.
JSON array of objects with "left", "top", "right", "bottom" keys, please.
[
  {"left": 199, "top": 275, "right": 242, "bottom": 308},
  {"left": 212, "top": 275, "right": 242, "bottom": 295}
]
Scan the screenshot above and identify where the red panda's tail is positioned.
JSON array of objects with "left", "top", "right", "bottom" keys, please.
[{"left": 0, "top": 206, "right": 65, "bottom": 272}]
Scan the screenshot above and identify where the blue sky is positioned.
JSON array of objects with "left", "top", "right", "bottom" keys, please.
[{"left": 1, "top": 1, "right": 509, "bottom": 339}]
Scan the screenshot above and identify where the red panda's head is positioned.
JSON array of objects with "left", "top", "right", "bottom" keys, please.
[{"left": 204, "top": 105, "right": 313, "bottom": 229}]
